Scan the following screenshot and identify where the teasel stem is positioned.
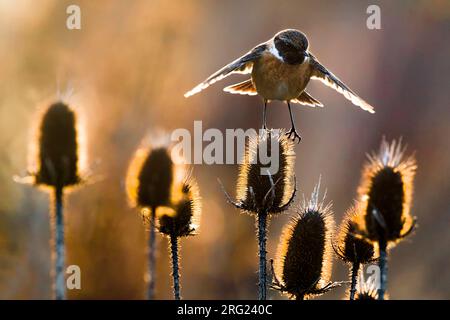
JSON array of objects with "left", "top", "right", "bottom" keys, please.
[
  {"left": 349, "top": 262, "right": 360, "bottom": 300},
  {"left": 170, "top": 234, "right": 181, "bottom": 300},
  {"left": 296, "top": 294, "right": 304, "bottom": 300},
  {"left": 54, "top": 185, "right": 66, "bottom": 300},
  {"left": 257, "top": 210, "right": 268, "bottom": 300},
  {"left": 147, "top": 206, "right": 157, "bottom": 300},
  {"left": 378, "top": 237, "right": 388, "bottom": 300}
]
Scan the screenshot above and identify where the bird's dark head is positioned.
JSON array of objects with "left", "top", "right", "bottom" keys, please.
[{"left": 273, "top": 29, "right": 309, "bottom": 65}]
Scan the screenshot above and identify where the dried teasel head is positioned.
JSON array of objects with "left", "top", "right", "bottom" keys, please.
[
  {"left": 157, "top": 174, "right": 201, "bottom": 238},
  {"left": 357, "top": 138, "right": 417, "bottom": 245},
  {"left": 126, "top": 146, "right": 174, "bottom": 209},
  {"left": 334, "top": 203, "right": 376, "bottom": 265},
  {"left": 235, "top": 129, "right": 296, "bottom": 215},
  {"left": 273, "top": 181, "right": 339, "bottom": 299},
  {"left": 35, "top": 102, "right": 80, "bottom": 188}
]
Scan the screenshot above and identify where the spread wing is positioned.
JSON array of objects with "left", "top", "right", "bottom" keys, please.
[
  {"left": 309, "top": 54, "right": 375, "bottom": 113},
  {"left": 184, "top": 43, "right": 266, "bottom": 98}
]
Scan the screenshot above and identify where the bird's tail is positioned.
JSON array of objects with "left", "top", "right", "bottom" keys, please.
[
  {"left": 291, "top": 91, "right": 324, "bottom": 107},
  {"left": 223, "top": 79, "right": 257, "bottom": 96}
]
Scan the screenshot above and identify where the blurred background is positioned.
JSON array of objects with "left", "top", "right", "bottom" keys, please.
[{"left": 0, "top": 0, "right": 449, "bottom": 299}]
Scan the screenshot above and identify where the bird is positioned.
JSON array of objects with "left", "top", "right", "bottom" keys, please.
[{"left": 184, "top": 29, "right": 375, "bottom": 143}]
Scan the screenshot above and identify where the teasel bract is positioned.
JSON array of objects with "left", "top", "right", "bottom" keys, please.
[
  {"left": 356, "top": 138, "right": 417, "bottom": 300},
  {"left": 224, "top": 129, "right": 296, "bottom": 300},
  {"left": 156, "top": 174, "right": 201, "bottom": 300},
  {"left": 33, "top": 101, "right": 83, "bottom": 300},
  {"left": 334, "top": 203, "right": 376, "bottom": 300},
  {"left": 126, "top": 141, "right": 174, "bottom": 299},
  {"left": 272, "top": 181, "right": 341, "bottom": 300}
]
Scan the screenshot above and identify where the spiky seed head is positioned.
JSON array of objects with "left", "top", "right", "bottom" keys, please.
[
  {"left": 355, "top": 290, "right": 378, "bottom": 300},
  {"left": 357, "top": 139, "right": 417, "bottom": 244},
  {"left": 275, "top": 182, "right": 335, "bottom": 299},
  {"left": 126, "top": 146, "right": 174, "bottom": 209},
  {"left": 138, "top": 148, "right": 173, "bottom": 208},
  {"left": 35, "top": 102, "right": 80, "bottom": 188},
  {"left": 157, "top": 176, "right": 201, "bottom": 238},
  {"left": 335, "top": 204, "right": 375, "bottom": 265},
  {"left": 236, "top": 129, "right": 295, "bottom": 215}
]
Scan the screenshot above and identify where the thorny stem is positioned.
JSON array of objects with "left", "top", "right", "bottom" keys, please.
[
  {"left": 257, "top": 210, "right": 268, "bottom": 300},
  {"left": 378, "top": 237, "right": 388, "bottom": 300},
  {"left": 349, "top": 262, "right": 360, "bottom": 300},
  {"left": 147, "top": 206, "right": 157, "bottom": 300},
  {"left": 170, "top": 234, "right": 181, "bottom": 300},
  {"left": 54, "top": 186, "right": 66, "bottom": 300}
]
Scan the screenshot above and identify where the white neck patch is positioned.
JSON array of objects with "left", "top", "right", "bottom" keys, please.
[
  {"left": 303, "top": 53, "right": 310, "bottom": 64},
  {"left": 269, "top": 40, "right": 284, "bottom": 62}
]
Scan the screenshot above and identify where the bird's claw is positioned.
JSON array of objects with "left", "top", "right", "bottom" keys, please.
[{"left": 286, "top": 128, "right": 302, "bottom": 143}]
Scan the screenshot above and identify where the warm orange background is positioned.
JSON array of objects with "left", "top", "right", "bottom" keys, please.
[{"left": 0, "top": 0, "right": 449, "bottom": 299}]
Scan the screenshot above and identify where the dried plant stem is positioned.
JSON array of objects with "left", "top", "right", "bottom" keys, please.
[
  {"left": 170, "top": 235, "right": 181, "bottom": 300},
  {"left": 349, "top": 262, "right": 360, "bottom": 300},
  {"left": 296, "top": 294, "right": 305, "bottom": 300},
  {"left": 257, "top": 210, "right": 268, "bottom": 300},
  {"left": 147, "top": 206, "right": 157, "bottom": 300},
  {"left": 378, "top": 238, "right": 388, "bottom": 300},
  {"left": 54, "top": 186, "right": 66, "bottom": 300}
]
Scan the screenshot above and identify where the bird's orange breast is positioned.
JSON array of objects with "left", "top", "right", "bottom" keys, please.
[{"left": 252, "top": 52, "right": 311, "bottom": 101}]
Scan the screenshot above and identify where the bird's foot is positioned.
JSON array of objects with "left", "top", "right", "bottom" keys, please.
[{"left": 286, "top": 127, "right": 302, "bottom": 143}]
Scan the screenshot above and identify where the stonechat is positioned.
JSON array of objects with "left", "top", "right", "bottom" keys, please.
[{"left": 185, "top": 29, "right": 374, "bottom": 142}]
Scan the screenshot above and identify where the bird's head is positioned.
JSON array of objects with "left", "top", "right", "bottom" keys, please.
[{"left": 273, "top": 29, "right": 309, "bottom": 65}]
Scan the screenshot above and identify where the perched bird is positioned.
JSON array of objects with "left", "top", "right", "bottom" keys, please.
[{"left": 185, "top": 29, "right": 375, "bottom": 142}]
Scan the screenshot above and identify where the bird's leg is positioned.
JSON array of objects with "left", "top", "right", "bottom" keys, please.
[
  {"left": 285, "top": 101, "right": 302, "bottom": 143},
  {"left": 262, "top": 100, "right": 268, "bottom": 130}
]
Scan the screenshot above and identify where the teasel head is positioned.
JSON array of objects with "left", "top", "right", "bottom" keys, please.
[
  {"left": 157, "top": 174, "right": 202, "bottom": 238},
  {"left": 233, "top": 129, "right": 296, "bottom": 215},
  {"left": 156, "top": 170, "right": 201, "bottom": 300},
  {"left": 34, "top": 101, "right": 81, "bottom": 188},
  {"left": 27, "top": 100, "right": 86, "bottom": 300},
  {"left": 357, "top": 138, "right": 417, "bottom": 245},
  {"left": 272, "top": 181, "right": 340, "bottom": 300},
  {"left": 126, "top": 145, "right": 174, "bottom": 210},
  {"left": 334, "top": 203, "right": 376, "bottom": 265},
  {"left": 126, "top": 133, "right": 178, "bottom": 300}
]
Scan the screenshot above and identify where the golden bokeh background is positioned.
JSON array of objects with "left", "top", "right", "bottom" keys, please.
[{"left": 0, "top": 0, "right": 449, "bottom": 299}]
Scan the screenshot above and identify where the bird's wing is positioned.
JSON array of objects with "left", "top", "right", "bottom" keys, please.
[
  {"left": 184, "top": 43, "right": 266, "bottom": 98},
  {"left": 309, "top": 55, "right": 375, "bottom": 113}
]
